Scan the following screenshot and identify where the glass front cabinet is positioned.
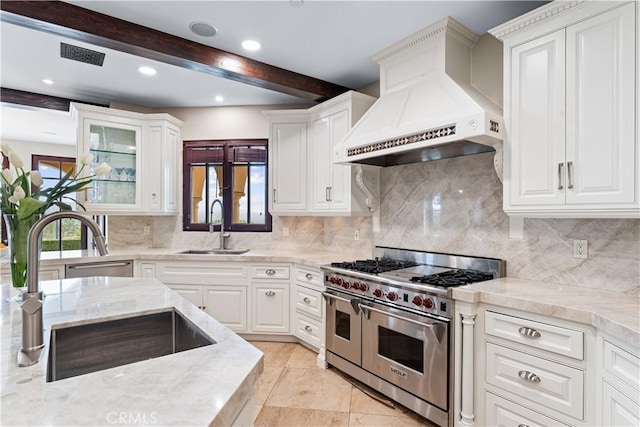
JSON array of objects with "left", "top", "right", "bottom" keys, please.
[{"left": 72, "top": 103, "right": 182, "bottom": 215}]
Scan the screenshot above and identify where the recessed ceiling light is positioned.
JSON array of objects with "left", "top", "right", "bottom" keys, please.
[
  {"left": 189, "top": 21, "right": 217, "bottom": 37},
  {"left": 241, "top": 40, "right": 261, "bottom": 51},
  {"left": 215, "top": 95, "right": 224, "bottom": 102},
  {"left": 42, "top": 78, "right": 54, "bottom": 85},
  {"left": 138, "top": 66, "right": 157, "bottom": 76}
]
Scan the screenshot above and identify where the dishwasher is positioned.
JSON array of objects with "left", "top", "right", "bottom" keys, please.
[{"left": 65, "top": 260, "right": 134, "bottom": 278}]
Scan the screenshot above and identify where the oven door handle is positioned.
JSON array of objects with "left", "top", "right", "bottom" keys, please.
[
  {"left": 358, "top": 304, "right": 447, "bottom": 344},
  {"left": 322, "top": 292, "right": 361, "bottom": 314}
]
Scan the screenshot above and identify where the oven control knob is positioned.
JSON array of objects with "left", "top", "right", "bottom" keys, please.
[
  {"left": 373, "top": 289, "right": 383, "bottom": 298},
  {"left": 360, "top": 283, "right": 368, "bottom": 292},
  {"left": 329, "top": 276, "right": 337, "bottom": 284},
  {"left": 336, "top": 278, "right": 343, "bottom": 286},
  {"left": 422, "top": 298, "right": 434, "bottom": 309},
  {"left": 412, "top": 296, "right": 423, "bottom": 306},
  {"left": 342, "top": 280, "right": 350, "bottom": 289},
  {"left": 351, "top": 281, "right": 360, "bottom": 290},
  {"left": 387, "top": 292, "right": 398, "bottom": 301}
]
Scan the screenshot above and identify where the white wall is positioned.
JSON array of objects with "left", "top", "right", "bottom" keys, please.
[{"left": 1, "top": 139, "right": 76, "bottom": 169}]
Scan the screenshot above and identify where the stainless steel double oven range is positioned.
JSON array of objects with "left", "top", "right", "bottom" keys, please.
[{"left": 321, "top": 247, "right": 505, "bottom": 427}]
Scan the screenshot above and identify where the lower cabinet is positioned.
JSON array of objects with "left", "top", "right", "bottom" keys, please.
[
  {"left": 600, "top": 336, "right": 640, "bottom": 426},
  {"left": 485, "top": 391, "right": 571, "bottom": 427},
  {"left": 204, "top": 286, "right": 248, "bottom": 332},
  {"left": 292, "top": 266, "right": 325, "bottom": 350},
  {"left": 251, "top": 282, "right": 289, "bottom": 333}
]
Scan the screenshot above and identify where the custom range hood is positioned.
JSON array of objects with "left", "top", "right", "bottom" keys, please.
[{"left": 334, "top": 17, "right": 504, "bottom": 170}]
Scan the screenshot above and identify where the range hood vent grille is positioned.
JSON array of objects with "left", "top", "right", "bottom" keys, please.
[
  {"left": 60, "top": 43, "right": 105, "bottom": 66},
  {"left": 347, "top": 124, "right": 457, "bottom": 157}
]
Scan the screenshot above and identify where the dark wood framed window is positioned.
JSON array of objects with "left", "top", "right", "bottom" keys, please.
[
  {"left": 31, "top": 155, "right": 106, "bottom": 251},
  {"left": 183, "top": 139, "right": 271, "bottom": 232}
]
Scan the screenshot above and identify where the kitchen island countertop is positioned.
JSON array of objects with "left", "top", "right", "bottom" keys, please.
[{"left": 0, "top": 277, "right": 263, "bottom": 426}]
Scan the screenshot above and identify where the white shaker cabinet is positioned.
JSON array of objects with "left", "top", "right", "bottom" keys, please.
[
  {"left": 72, "top": 103, "right": 183, "bottom": 215},
  {"left": 265, "top": 91, "right": 379, "bottom": 216},
  {"left": 250, "top": 264, "right": 290, "bottom": 334},
  {"left": 310, "top": 91, "right": 377, "bottom": 214},
  {"left": 491, "top": 1, "right": 638, "bottom": 218},
  {"left": 265, "top": 112, "right": 308, "bottom": 214},
  {"left": 599, "top": 335, "right": 640, "bottom": 426}
]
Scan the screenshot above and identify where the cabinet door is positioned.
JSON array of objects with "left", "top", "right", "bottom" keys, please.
[
  {"left": 145, "top": 124, "right": 164, "bottom": 211},
  {"left": 251, "top": 283, "right": 289, "bottom": 333},
  {"left": 602, "top": 382, "right": 640, "bottom": 426},
  {"left": 565, "top": 3, "right": 636, "bottom": 205},
  {"left": 312, "top": 109, "right": 351, "bottom": 211},
  {"left": 203, "top": 286, "right": 248, "bottom": 332},
  {"left": 168, "top": 284, "right": 203, "bottom": 309},
  {"left": 509, "top": 30, "right": 566, "bottom": 206},
  {"left": 80, "top": 118, "right": 143, "bottom": 211},
  {"left": 163, "top": 124, "right": 181, "bottom": 212},
  {"left": 270, "top": 122, "right": 307, "bottom": 212}
]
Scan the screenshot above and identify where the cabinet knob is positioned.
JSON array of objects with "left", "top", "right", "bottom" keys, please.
[
  {"left": 265, "top": 290, "right": 276, "bottom": 296},
  {"left": 303, "top": 297, "right": 311, "bottom": 303},
  {"left": 266, "top": 269, "right": 276, "bottom": 275},
  {"left": 518, "top": 424, "right": 530, "bottom": 427},
  {"left": 518, "top": 370, "right": 541, "bottom": 383},
  {"left": 304, "top": 325, "right": 313, "bottom": 332},
  {"left": 305, "top": 273, "right": 313, "bottom": 280},
  {"left": 518, "top": 327, "right": 541, "bottom": 338}
]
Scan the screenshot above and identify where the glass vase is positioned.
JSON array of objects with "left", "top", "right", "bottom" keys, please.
[{"left": 2, "top": 213, "right": 42, "bottom": 300}]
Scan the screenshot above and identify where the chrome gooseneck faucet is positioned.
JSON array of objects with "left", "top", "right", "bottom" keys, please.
[
  {"left": 18, "top": 211, "right": 108, "bottom": 367},
  {"left": 209, "top": 199, "right": 230, "bottom": 250}
]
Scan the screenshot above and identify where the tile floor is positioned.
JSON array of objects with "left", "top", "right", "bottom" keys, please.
[{"left": 249, "top": 341, "right": 437, "bottom": 427}]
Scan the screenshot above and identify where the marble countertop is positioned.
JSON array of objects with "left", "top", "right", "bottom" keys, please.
[
  {"left": 453, "top": 277, "right": 640, "bottom": 348},
  {"left": 0, "top": 277, "right": 264, "bottom": 426}
]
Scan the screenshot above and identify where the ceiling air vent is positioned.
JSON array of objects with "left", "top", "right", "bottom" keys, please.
[{"left": 60, "top": 43, "right": 106, "bottom": 66}]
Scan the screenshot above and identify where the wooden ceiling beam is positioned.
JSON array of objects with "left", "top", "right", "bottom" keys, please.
[
  {"left": 0, "top": 87, "right": 108, "bottom": 111},
  {"left": 0, "top": 1, "right": 350, "bottom": 103}
]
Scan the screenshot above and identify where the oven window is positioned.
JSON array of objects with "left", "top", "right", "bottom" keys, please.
[
  {"left": 335, "top": 310, "right": 351, "bottom": 340},
  {"left": 378, "top": 326, "right": 424, "bottom": 374}
]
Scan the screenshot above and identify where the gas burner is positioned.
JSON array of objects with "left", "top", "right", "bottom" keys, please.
[
  {"left": 410, "top": 269, "right": 494, "bottom": 287},
  {"left": 331, "top": 258, "right": 418, "bottom": 275}
]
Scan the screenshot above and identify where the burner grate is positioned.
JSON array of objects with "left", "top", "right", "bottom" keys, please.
[
  {"left": 331, "top": 258, "right": 417, "bottom": 274},
  {"left": 410, "top": 269, "right": 493, "bottom": 288}
]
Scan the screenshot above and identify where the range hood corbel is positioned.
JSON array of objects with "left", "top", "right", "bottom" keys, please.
[{"left": 333, "top": 17, "right": 504, "bottom": 182}]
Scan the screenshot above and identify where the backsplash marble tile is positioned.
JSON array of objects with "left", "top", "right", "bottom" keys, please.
[
  {"left": 375, "top": 152, "right": 640, "bottom": 293},
  {"left": 107, "top": 151, "right": 638, "bottom": 293}
]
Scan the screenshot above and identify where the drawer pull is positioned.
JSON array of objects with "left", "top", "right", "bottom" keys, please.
[
  {"left": 304, "top": 325, "right": 313, "bottom": 332},
  {"left": 518, "top": 424, "right": 530, "bottom": 427},
  {"left": 518, "top": 327, "right": 541, "bottom": 338},
  {"left": 518, "top": 370, "right": 541, "bottom": 383},
  {"left": 303, "top": 297, "right": 311, "bottom": 303},
  {"left": 265, "top": 291, "right": 276, "bottom": 297},
  {"left": 305, "top": 273, "right": 313, "bottom": 280},
  {"left": 265, "top": 269, "right": 276, "bottom": 275}
]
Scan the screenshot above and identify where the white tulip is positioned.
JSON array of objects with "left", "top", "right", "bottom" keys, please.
[
  {"left": 94, "top": 162, "right": 112, "bottom": 177},
  {"left": 8, "top": 151, "right": 24, "bottom": 169},
  {"left": 1, "top": 168, "right": 16, "bottom": 184},
  {"left": 80, "top": 152, "right": 94, "bottom": 165},
  {"left": 8, "top": 186, "right": 25, "bottom": 204},
  {"left": 0, "top": 143, "right": 12, "bottom": 156},
  {"left": 30, "top": 170, "right": 43, "bottom": 187}
]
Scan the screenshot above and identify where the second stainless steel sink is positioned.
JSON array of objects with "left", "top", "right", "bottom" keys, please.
[
  {"left": 47, "top": 310, "right": 215, "bottom": 382},
  {"left": 177, "top": 249, "right": 250, "bottom": 255}
]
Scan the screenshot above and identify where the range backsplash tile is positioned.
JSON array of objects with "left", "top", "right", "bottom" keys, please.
[{"left": 376, "top": 152, "right": 640, "bottom": 293}]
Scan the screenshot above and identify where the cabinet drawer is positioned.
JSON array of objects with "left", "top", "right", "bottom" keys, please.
[
  {"left": 295, "top": 266, "right": 323, "bottom": 287},
  {"left": 157, "top": 262, "right": 247, "bottom": 284},
  {"left": 485, "top": 311, "right": 584, "bottom": 360},
  {"left": 295, "top": 285, "right": 322, "bottom": 318},
  {"left": 294, "top": 312, "right": 322, "bottom": 348},
  {"left": 486, "top": 391, "right": 571, "bottom": 427},
  {"left": 487, "top": 342, "right": 584, "bottom": 420},
  {"left": 251, "top": 265, "right": 290, "bottom": 280},
  {"left": 603, "top": 340, "right": 640, "bottom": 393}
]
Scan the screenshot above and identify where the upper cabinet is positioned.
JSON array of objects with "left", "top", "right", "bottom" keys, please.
[
  {"left": 265, "top": 91, "right": 378, "bottom": 216},
  {"left": 491, "top": 1, "right": 638, "bottom": 218},
  {"left": 72, "top": 103, "right": 183, "bottom": 215}
]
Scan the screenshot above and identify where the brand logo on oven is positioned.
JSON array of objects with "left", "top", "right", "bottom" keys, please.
[{"left": 389, "top": 366, "right": 408, "bottom": 379}]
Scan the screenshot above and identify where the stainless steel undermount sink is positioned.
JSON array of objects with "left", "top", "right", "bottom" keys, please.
[
  {"left": 177, "top": 249, "right": 250, "bottom": 255},
  {"left": 46, "top": 309, "right": 215, "bottom": 382}
]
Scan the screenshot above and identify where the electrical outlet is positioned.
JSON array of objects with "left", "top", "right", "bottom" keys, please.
[
  {"left": 143, "top": 226, "right": 151, "bottom": 236},
  {"left": 282, "top": 227, "right": 290, "bottom": 237},
  {"left": 354, "top": 229, "right": 360, "bottom": 241},
  {"left": 573, "top": 239, "right": 588, "bottom": 259}
]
